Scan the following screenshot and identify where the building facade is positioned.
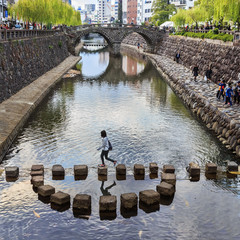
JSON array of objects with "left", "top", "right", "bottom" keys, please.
[
  {"left": 137, "top": 0, "right": 153, "bottom": 25},
  {"left": 169, "top": 0, "right": 196, "bottom": 10},
  {"left": 98, "top": 0, "right": 112, "bottom": 23},
  {"left": 127, "top": 0, "right": 137, "bottom": 24}
]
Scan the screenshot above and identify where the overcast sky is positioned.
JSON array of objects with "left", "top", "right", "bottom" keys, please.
[{"left": 72, "top": 0, "right": 98, "bottom": 9}]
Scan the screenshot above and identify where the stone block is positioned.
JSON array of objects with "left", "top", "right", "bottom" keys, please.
[
  {"left": 116, "top": 164, "right": 126, "bottom": 175},
  {"left": 30, "top": 170, "right": 44, "bottom": 176},
  {"left": 98, "top": 166, "right": 108, "bottom": 176},
  {"left": 51, "top": 191, "right": 70, "bottom": 205},
  {"left": 149, "top": 163, "right": 158, "bottom": 174},
  {"left": 38, "top": 185, "right": 55, "bottom": 197},
  {"left": 134, "top": 164, "right": 145, "bottom": 175},
  {"left": 227, "top": 161, "right": 238, "bottom": 172},
  {"left": 52, "top": 164, "right": 65, "bottom": 176},
  {"left": 205, "top": 163, "right": 217, "bottom": 174},
  {"left": 139, "top": 190, "right": 160, "bottom": 205},
  {"left": 121, "top": 193, "right": 138, "bottom": 209},
  {"left": 99, "top": 195, "right": 117, "bottom": 212},
  {"left": 188, "top": 162, "right": 200, "bottom": 176},
  {"left": 31, "top": 175, "right": 44, "bottom": 187},
  {"left": 161, "top": 173, "right": 176, "bottom": 185},
  {"left": 5, "top": 166, "right": 19, "bottom": 178},
  {"left": 31, "top": 165, "right": 44, "bottom": 172},
  {"left": 156, "top": 182, "right": 175, "bottom": 196},
  {"left": 163, "top": 165, "right": 175, "bottom": 173},
  {"left": 73, "top": 194, "right": 91, "bottom": 210},
  {"left": 74, "top": 165, "right": 88, "bottom": 176}
]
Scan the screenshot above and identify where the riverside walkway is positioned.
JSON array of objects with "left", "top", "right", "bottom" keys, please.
[
  {"left": 122, "top": 44, "right": 240, "bottom": 157},
  {"left": 0, "top": 55, "right": 81, "bottom": 162}
]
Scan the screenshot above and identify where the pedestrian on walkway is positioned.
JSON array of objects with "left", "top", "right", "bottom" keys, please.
[
  {"left": 218, "top": 80, "right": 226, "bottom": 100},
  {"left": 234, "top": 81, "right": 240, "bottom": 104},
  {"left": 205, "top": 64, "right": 212, "bottom": 83},
  {"left": 97, "top": 130, "right": 117, "bottom": 167},
  {"left": 216, "top": 79, "right": 221, "bottom": 98},
  {"left": 225, "top": 83, "right": 233, "bottom": 106},
  {"left": 137, "top": 42, "right": 140, "bottom": 49},
  {"left": 192, "top": 65, "right": 199, "bottom": 81},
  {"left": 175, "top": 51, "right": 181, "bottom": 63}
]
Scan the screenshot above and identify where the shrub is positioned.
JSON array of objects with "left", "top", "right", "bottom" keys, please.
[{"left": 213, "top": 28, "right": 219, "bottom": 34}]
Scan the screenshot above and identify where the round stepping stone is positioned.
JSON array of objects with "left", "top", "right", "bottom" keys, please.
[
  {"left": 99, "top": 195, "right": 117, "bottom": 212},
  {"left": 5, "top": 166, "right": 19, "bottom": 178},
  {"left": 38, "top": 185, "right": 55, "bottom": 197},
  {"left": 156, "top": 182, "right": 175, "bottom": 196},
  {"left": 52, "top": 165, "right": 65, "bottom": 176},
  {"left": 74, "top": 165, "right": 88, "bottom": 176},
  {"left": 51, "top": 191, "right": 70, "bottom": 205},
  {"left": 139, "top": 190, "right": 160, "bottom": 205},
  {"left": 149, "top": 163, "right": 158, "bottom": 174},
  {"left": 121, "top": 193, "right": 138, "bottom": 209}
]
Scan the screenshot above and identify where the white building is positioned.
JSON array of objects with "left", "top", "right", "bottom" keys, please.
[
  {"left": 98, "top": 0, "right": 112, "bottom": 23},
  {"left": 137, "top": 0, "right": 153, "bottom": 25},
  {"left": 169, "top": 0, "right": 196, "bottom": 10},
  {"left": 122, "top": 0, "right": 127, "bottom": 24}
]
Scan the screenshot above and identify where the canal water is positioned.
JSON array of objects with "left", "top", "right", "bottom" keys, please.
[{"left": 0, "top": 36, "right": 240, "bottom": 240}]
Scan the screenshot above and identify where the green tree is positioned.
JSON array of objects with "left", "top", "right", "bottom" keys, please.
[
  {"left": 171, "top": 9, "right": 187, "bottom": 28},
  {"left": 186, "top": 7, "right": 205, "bottom": 27},
  {"left": 151, "top": 0, "right": 176, "bottom": 26}
]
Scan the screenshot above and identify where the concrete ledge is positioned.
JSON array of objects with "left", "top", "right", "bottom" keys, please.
[{"left": 0, "top": 55, "right": 81, "bottom": 163}]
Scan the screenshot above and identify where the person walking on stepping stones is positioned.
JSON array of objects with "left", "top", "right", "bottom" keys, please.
[{"left": 97, "top": 130, "right": 117, "bottom": 167}]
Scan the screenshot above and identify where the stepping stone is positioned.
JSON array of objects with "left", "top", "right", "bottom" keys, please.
[
  {"left": 163, "top": 165, "right": 175, "bottom": 173},
  {"left": 74, "top": 165, "right": 88, "bottom": 176},
  {"left": 52, "top": 165, "right": 65, "bottom": 176},
  {"left": 31, "top": 165, "right": 44, "bottom": 172},
  {"left": 5, "top": 166, "right": 19, "bottom": 178},
  {"left": 205, "top": 163, "right": 217, "bottom": 174},
  {"left": 38, "top": 185, "right": 55, "bottom": 197},
  {"left": 98, "top": 165, "right": 108, "bottom": 176},
  {"left": 161, "top": 173, "right": 176, "bottom": 185},
  {"left": 51, "top": 191, "right": 70, "bottom": 205},
  {"left": 227, "top": 161, "right": 238, "bottom": 172},
  {"left": 134, "top": 164, "right": 145, "bottom": 175},
  {"left": 31, "top": 176, "right": 44, "bottom": 187},
  {"left": 73, "top": 194, "right": 91, "bottom": 210},
  {"left": 149, "top": 163, "right": 158, "bottom": 174},
  {"left": 30, "top": 170, "right": 44, "bottom": 176},
  {"left": 99, "top": 195, "right": 117, "bottom": 212},
  {"left": 121, "top": 193, "right": 138, "bottom": 209},
  {"left": 187, "top": 162, "right": 200, "bottom": 176},
  {"left": 116, "top": 164, "right": 126, "bottom": 175},
  {"left": 139, "top": 190, "right": 160, "bottom": 205},
  {"left": 156, "top": 182, "right": 175, "bottom": 196}
]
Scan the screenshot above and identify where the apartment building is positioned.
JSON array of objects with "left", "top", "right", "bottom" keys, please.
[
  {"left": 127, "top": 0, "right": 137, "bottom": 24},
  {"left": 98, "top": 0, "right": 112, "bottom": 23}
]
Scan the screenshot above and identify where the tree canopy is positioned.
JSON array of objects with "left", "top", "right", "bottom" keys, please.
[
  {"left": 9, "top": 0, "right": 81, "bottom": 26},
  {"left": 151, "top": 0, "right": 176, "bottom": 26}
]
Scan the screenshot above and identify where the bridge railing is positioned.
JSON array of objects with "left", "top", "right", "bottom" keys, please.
[{"left": 0, "top": 29, "right": 60, "bottom": 42}]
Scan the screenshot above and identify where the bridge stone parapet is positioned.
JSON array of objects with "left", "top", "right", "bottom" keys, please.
[{"left": 66, "top": 24, "right": 165, "bottom": 56}]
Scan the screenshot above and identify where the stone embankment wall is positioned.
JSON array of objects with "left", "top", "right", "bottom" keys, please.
[
  {"left": 122, "top": 44, "right": 240, "bottom": 158},
  {"left": 122, "top": 33, "right": 240, "bottom": 83},
  {"left": 0, "top": 34, "right": 69, "bottom": 103}
]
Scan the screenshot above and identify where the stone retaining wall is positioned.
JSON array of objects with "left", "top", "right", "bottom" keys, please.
[
  {"left": 0, "top": 34, "right": 69, "bottom": 103},
  {"left": 122, "top": 44, "right": 240, "bottom": 159},
  {"left": 122, "top": 33, "right": 240, "bottom": 83}
]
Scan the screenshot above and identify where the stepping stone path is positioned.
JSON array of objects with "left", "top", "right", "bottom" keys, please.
[
  {"left": 73, "top": 194, "right": 91, "bottom": 211},
  {"left": 5, "top": 166, "right": 19, "bottom": 178},
  {"left": 51, "top": 191, "right": 70, "bottom": 205},
  {"left": 227, "top": 161, "right": 238, "bottom": 172},
  {"left": 149, "top": 163, "right": 158, "bottom": 174},
  {"left": 163, "top": 165, "right": 175, "bottom": 173},
  {"left": 121, "top": 193, "right": 138, "bottom": 209},
  {"left": 32, "top": 176, "right": 44, "bottom": 187},
  {"left": 134, "top": 164, "right": 145, "bottom": 175},
  {"left": 139, "top": 190, "right": 160, "bottom": 205},
  {"left": 52, "top": 165, "right": 65, "bottom": 176},
  {"left": 99, "top": 195, "right": 117, "bottom": 212},
  {"left": 38, "top": 185, "right": 55, "bottom": 197},
  {"left": 98, "top": 165, "right": 108, "bottom": 176},
  {"left": 116, "top": 164, "right": 126, "bottom": 175},
  {"left": 74, "top": 165, "right": 88, "bottom": 176},
  {"left": 187, "top": 162, "right": 200, "bottom": 177},
  {"left": 161, "top": 173, "right": 176, "bottom": 185},
  {"left": 156, "top": 182, "right": 175, "bottom": 196},
  {"left": 205, "top": 163, "right": 217, "bottom": 174}
]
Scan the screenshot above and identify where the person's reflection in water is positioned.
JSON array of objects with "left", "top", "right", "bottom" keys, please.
[{"left": 100, "top": 181, "right": 116, "bottom": 196}]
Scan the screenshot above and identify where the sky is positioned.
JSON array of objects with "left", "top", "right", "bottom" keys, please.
[{"left": 72, "top": 0, "right": 98, "bottom": 10}]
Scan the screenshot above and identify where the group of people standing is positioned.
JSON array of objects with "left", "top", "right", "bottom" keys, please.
[{"left": 175, "top": 51, "right": 239, "bottom": 107}]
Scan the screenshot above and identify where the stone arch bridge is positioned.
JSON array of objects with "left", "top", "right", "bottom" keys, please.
[{"left": 66, "top": 24, "right": 166, "bottom": 56}]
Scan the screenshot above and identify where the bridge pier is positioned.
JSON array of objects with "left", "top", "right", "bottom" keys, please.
[{"left": 110, "top": 43, "right": 121, "bottom": 56}]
